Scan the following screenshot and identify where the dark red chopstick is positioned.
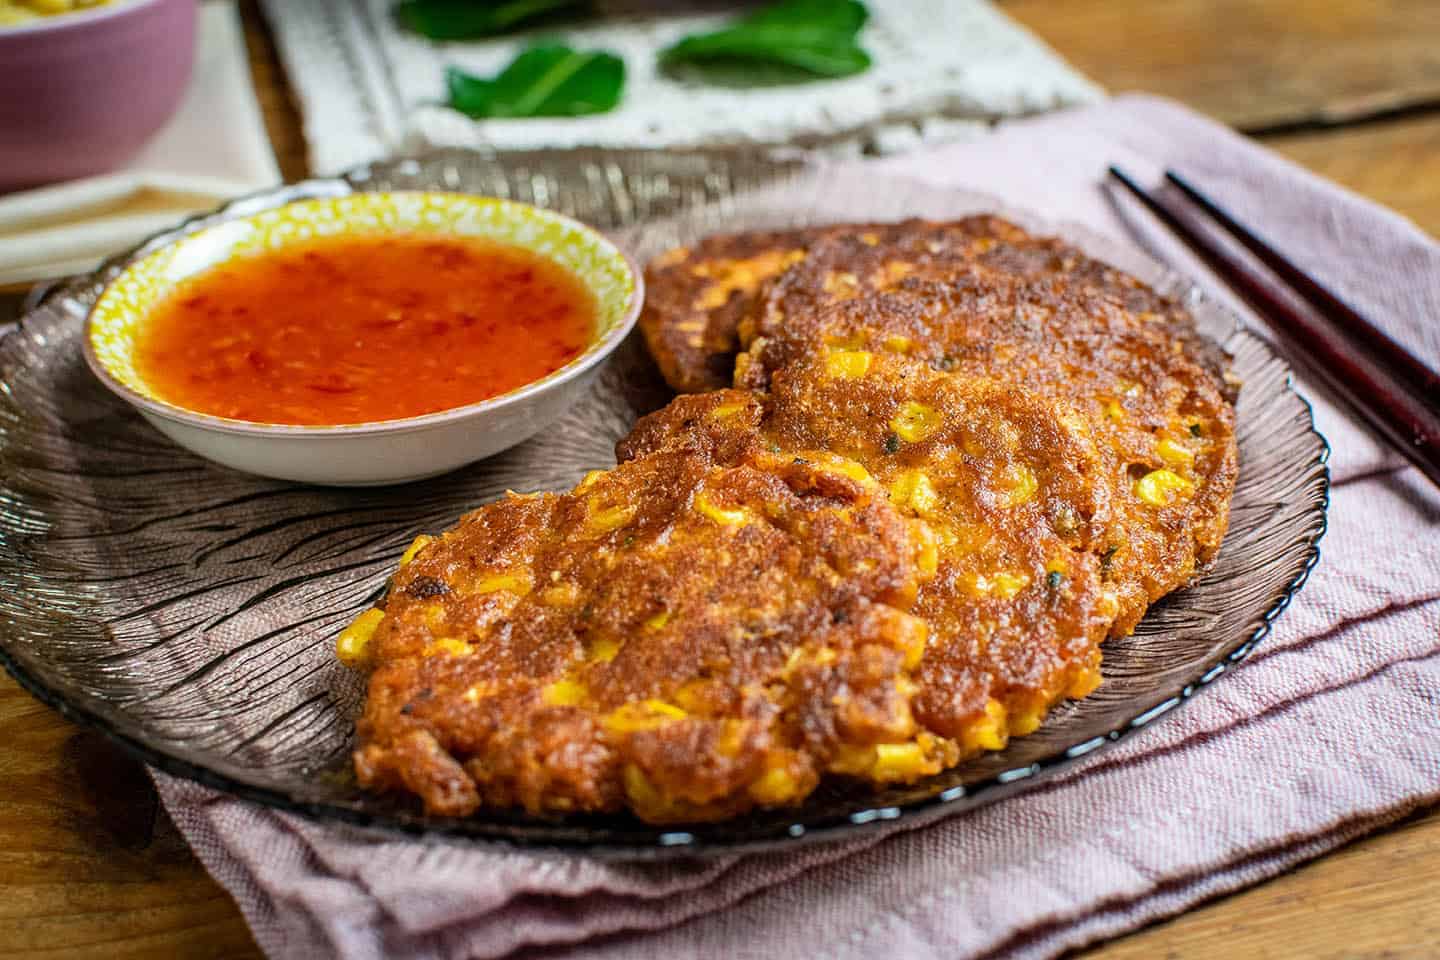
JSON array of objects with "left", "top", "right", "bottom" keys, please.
[
  {"left": 1163, "top": 169, "right": 1440, "bottom": 406},
  {"left": 1108, "top": 165, "right": 1440, "bottom": 490}
]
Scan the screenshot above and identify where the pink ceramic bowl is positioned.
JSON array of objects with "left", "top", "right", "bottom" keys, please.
[{"left": 0, "top": 0, "right": 197, "bottom": 192}]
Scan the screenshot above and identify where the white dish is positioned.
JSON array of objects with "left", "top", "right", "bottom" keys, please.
[{"left": 83, "top": 191, "right": 643, "bottom": 486}]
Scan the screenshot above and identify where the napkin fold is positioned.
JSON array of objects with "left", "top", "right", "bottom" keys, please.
[{"left": 156, "top": 94, "right": 1440, "bottom": 960}]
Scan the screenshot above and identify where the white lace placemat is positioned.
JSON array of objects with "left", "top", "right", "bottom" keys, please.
[{"left": 259, "top": 0, "right": 1103, "bottom": 175}]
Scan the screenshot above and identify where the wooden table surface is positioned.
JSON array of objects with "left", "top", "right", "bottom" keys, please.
[{"left": 3, "top": 1, "right": 1439, "bottom": 957}]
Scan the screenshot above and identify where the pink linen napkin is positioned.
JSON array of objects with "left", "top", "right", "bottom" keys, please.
[{"left": 154, "top": 94, "right": 1440, "bottom": 960}]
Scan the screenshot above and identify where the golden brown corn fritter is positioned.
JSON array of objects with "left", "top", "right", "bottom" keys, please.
[{"left": 342, "top": 215, "right": 1239, "bottom": 822}]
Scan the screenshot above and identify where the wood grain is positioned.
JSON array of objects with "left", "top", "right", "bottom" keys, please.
[
  {"left": 238, "top": 0, "right": 309, "bottom": 183},
  {"left": 1078, "top": 807, "right": 1440, "bottom": 959},
  {"left": 1003, "top": 0, "right": 1440, "bottom": 131},
  {"left": 0, "top": 673, "right": 261, "bottom": 959},
  {"left": 1267, "top": 111, "right": 1440, "bottom": 239}
]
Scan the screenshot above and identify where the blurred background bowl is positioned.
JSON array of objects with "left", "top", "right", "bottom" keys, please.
[{"left": 0, "top": 0, "right": 197, "bottom": 193}]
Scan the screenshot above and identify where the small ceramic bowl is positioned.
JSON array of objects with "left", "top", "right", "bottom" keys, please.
[
  {"left": 84, "top": 191, "right": 643, "bottom": 486},
  {"left": 0, "top": 0, "right": 197, "bottom": 192}
]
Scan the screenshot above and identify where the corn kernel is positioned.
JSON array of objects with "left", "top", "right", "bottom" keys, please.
[
  {"left": 825, "top": 349, "right": 873, "bottom": 379},
  {"left": 1060, "top": 410, "right": 1090, "bottom": 436},
  {"left": 878, "top": 260, "right": 915, "bottom": 286},
  {"left": 783, "top": 646, "right": 838, "bottom": 677},
  {"left": 693, "top": 250, "right": 804, "bottom": 310},
  {"left": 621, "top": 765, "right": 686, "bottom": 820},
  {"left": 1156, "top": 437, "right": 1195, "bottom": 467},
  {"left": 996, "top": 463, "right": 1039, "bottom": 506},
  {"left": 872, "top": 742, "right": 931, "bottom": 781},
  {"left": 653, "top": 246, "right": 691, "bottom": 268},
  {"left": 399, "top": 535, "right": 433, "bottom": 567},
  {"left": 643, "top": 609, "right": 671, "bottom": 631},
  {"left": 883, "top": 335, "right": 913, "bottom": 354},
  {"left": 587, "top": 636, "right": 621, "bottom": 662},
  {"left": 424, "top": 636, "right": 471, "bottom": 657},
  {"left": 674, "top": 680, "right": 716, "bottom": 716},
  {"left": 961, "top": 569, "right": 1019, "bottom": 601},
  {"left": 963, "top": 698, "right": 1009, "bottom": 752},
  {"left": 542, "top": 678, "right": 587, "bottom": 706},
  {"left": 1098, "top": 588, "right": 1121, "bottom": 620},
  {"left": 1067, "top": 665, "right": 1104, "bottom": 698},
  {"left": 475, "top": 572, "right": 532, "bottom": 596},
  {"left": 1010, "top": 705, "right": 1045, "bottom": 736},
  {"left": 860, "top": 232, "right": 880, "bottom": 246},
  {"left": 604, "top": 699, "right": 688, "bottom": 733},
  {"left": 586, "top": 500, "right": 636, "bottom": 532},
  {"left": 575, "top": 469, "right": 606, "bottom": 492},
  {"left": 989, "top": 571, "right": 1032, "bottom": 599},
  {"left": 890, "top": 401, "right": 941, "bottom": 443},
  {"left": 541, "top": 582, "right": 580, "bottom": 606},
  {"left": 694, "top": 491, "right": 749, "bottom": 526},
  {"left": 1103, "top": 400, "right": 1125, "bottom": 422},
  {"left": 709, "top": 402, "right": 746, "bottom": 420},
  {"left": 823, "top": 271, "right": 859, "bottom": 295},
  {"left": 644, "top": 699, "right": 688, "bottom": 719},
  {"left": 966, "top": 571, "right": 1030, "bottom": 600},
  {"left": 732, "top": 351, "right": 756, "bottom": 384},
  {"left": 621, "top": 763, "right": 666, "bottom": 812},
  {"left": 421, "top": 603, "right": 447, "bottom": 632},
  {"left": 748, "top": 765, "right": 802, "bottom": 804},
  {"left": 897, "top": 618, "right": 929, "bottom": 670},
  {"left": 890, "top": 469, "right": 939, "bottom": 515},
  {"left": 807, "top": 451, "right": 876, "bottom": 486},
  {"left": 781, "top": 647, "right": 805, "bottom": 676},
  {"left": 1135, "top": 468, "right": 1195, "bottom": 506},
  {"left": 914, "top": 521, "right": 940, "bottom": 578},
  {"left": 336, "top": 608, "right": 384, "bottom": 667}
]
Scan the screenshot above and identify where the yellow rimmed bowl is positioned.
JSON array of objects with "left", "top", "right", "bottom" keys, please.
[{"left": 83, "top": 191, "right": 643, "bottom": 486}]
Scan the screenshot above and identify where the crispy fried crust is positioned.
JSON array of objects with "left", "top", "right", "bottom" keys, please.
[
  {"left": 732, "top": 217, "right": 1238, "bottom": 634},
  {"left": 639, "top": 220, "right": 956, "bottom": 392},
  {"left": 347, "top": 214, "right": 1240, "bottom": 823},
  {"left": 351, "top": 436, "right": 951, "bottom": 821},
  {"left": 639, "top": 228, "right": 819, "bottom": 392},
  {"left": 627, "top": 357, "right": 1116, "bottom": 743},
  {"left": 736, "top": 216, "right": 1234, "bottom": 396}
]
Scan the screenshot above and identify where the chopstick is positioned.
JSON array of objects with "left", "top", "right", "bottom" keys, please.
[
  {"left": 1163, "top": 170, "right": 1440, "bottom": 406},
  {"left": 1108, "top": 165, "right": 1440, "bottom": 490}
]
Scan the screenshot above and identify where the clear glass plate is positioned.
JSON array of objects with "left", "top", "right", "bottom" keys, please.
[{"left": 0, "top": 149, "right": 1328, "bottom": 857}]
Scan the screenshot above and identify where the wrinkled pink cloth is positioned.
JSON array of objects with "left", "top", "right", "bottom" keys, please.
[{"left": 155, "top": 95, "right": 1440, "bottom": 960}]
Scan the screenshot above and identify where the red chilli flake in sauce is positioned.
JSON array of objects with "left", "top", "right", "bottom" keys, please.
[{"left": 135, "top": 234, "right": 597, "bottom": 425}]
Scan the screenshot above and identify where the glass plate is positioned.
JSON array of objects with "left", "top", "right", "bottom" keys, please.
[{"left": 0, "top": 150, "right": 1328, "bottom": 857}]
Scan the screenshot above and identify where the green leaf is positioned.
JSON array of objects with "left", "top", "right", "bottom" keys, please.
[
  {"left": 396, "top": 0, "right": 589, "bottom": 41},
  {"left": 446, "top": 43, "right": 625, "bottom": 118},
  {"left": 661, "top": 0, "right": 872, "bottom": 82}
]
